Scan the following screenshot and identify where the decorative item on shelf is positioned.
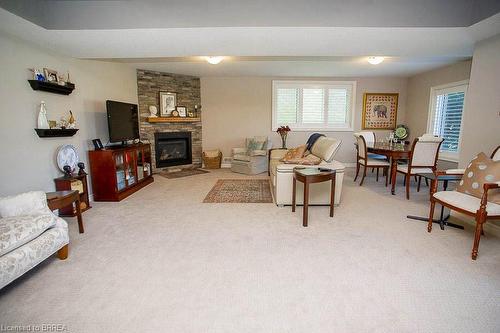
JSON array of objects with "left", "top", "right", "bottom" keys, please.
[
  {"left": 276, "top": 125, "right": 291, "bottom": 149},
  {"left": 394, "top": 124, "right": 409, "bottom": 142},
  {"left": 48, "top": 120, "right": 57, "bottom": 128},
  {"left": 149, "top": 105, "right": 158, "bottom": 117},
  {"left": 187, "top": 110, "right": 195, "bottom": 118},
  {"left": 29, "top": 68, "right": 45, "bottom": 81},
  {"left": 77, "top": 162, "right": 86, "bottom": 175},
  {"left": 176, "top": 106, "right": 187, "bottom": 117},
  {"left": 171, "top": 110, "right": 179, "bottom": 117},
  {"left": 194, "top": 104, "right": 200, "bottom": 117},
  {"left": 43, "top": 68, "right": 58, "bottom": 83},
  {"left": 37, "top": 101, "right": 50, "bottom": 129},
  {"left": 92, "top": 138, "right": 104, "bottom": 150},
  {"left": 362, "top": 93, "right": 399, "bottom": 130},
  {"left": 57, "top": 75, "right": 66, "bottom": 86},
  {"left": 63, "top": 165, "right": 72, "bottom": 177},
  {"left": 159, "top": 91, "right": 177, "bottom": 116},
  {"left": 58, "top": 116, "right": 69, "bottom": 129},
  {"left": 67, "top": 110, "right": 76, "bottom": 129},
  {"left": 56, "top": 144, "right": 79, "bottom": 175}
]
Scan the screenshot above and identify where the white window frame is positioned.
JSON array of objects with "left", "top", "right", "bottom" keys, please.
[
  {"left": 426, "top": 80, "right": 468, "bottom": 162},
  {"left": 272, "top": 80, "right": 356, "bottom": 132}
]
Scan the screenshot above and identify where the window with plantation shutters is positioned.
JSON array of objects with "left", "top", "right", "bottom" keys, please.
[
  {"left": 427, "top": 81, "right": 468, "bottom": 162},
  {"left": 272, "top": 81, "right": 356, "bottom": 131}
]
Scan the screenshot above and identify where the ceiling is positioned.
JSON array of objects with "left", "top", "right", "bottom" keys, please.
[{"left": 0, "top": 1, "right": 499, "bottom": 77}]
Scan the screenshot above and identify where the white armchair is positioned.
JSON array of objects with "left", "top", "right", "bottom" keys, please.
[{"left": 231, "top": 136, "right": 273, "bottom": 175}]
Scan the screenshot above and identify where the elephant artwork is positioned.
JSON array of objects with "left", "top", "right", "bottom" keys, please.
[
  {"left": 362, "top": 93, "right": 399, "bottom": 129},
  {"left": 373, "top": 104, "right": 388, "bottom": 118}
]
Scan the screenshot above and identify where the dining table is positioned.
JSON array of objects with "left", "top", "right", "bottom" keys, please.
[{"left": 366, "top": 142, "right": 412, "bottom": 195}]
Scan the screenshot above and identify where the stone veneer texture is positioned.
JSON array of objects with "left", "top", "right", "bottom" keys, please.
[{"left": 137, "top": 69, "right": 202, "bottom": 172}]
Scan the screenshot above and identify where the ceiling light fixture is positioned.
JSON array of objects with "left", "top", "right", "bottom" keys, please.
[
  {"left": 367, "top": 56, "right": 385, "bottom": 65},
  {"left": 205, "top": 56, "right": 224, "bottom": 65}
]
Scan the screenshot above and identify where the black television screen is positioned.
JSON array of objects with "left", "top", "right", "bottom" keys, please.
[{"left": 106, "top": 100, "right": 139, "bottom": 143}]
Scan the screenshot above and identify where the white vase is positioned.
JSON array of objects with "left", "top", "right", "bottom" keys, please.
[{"left": 37, "top": 101, "right": 50, "bottom": 129}]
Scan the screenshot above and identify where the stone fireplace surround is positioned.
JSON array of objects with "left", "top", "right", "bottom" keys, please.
[{"left": 137, "top": 69, "right": 202, "bottom": 172}]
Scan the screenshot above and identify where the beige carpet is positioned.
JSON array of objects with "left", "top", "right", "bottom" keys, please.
[
  {"left": 0, "top": 169, "right": 499, "bottom": 333},
  {"left": 203, "top": 179, "right": 273, "bottom": 203}
]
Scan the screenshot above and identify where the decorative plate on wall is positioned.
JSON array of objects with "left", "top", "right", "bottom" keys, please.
[{"left": 56, "top": 144, "right": 79, "bottom": 172}]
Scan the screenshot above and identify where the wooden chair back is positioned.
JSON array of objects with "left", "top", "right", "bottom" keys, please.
[
  {"left": 408, "top": 136, "right": 443, "bottom": 169},
  {"left": 491, "top": 145, "right": 500, "bottom": 161},
  {"left": 357, "top": 131, "right": 376, "bottom": 144},
  {"left": 355, "top": 134, "right": 368, "bottom": 160}
]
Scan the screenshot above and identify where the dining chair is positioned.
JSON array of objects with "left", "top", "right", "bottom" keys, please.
[
  {"left": 428, "top": 148, "right": 500, "bottom": 260},
  {"left": 354, "top": 134, "right": 390, "bottom": 186},
  {"left": 396, "top": 134, "right": 443, "bottom": 199}
]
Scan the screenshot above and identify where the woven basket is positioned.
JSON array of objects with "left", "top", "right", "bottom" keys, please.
[{"left": 203, "top": 150, "right": 222, "bottom": 169}]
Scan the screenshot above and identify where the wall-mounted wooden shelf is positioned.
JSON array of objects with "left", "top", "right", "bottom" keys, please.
[
  {"left": 28, "top": 80, "right": 75, "bottom": 95},
  {"left": 147, "top": 117, "right": 200, "bottom": 123},
  {"left": 35, "top": 128, "right": 79, "bottom": 137}
]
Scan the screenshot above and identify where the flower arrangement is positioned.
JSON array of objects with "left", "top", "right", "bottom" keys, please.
[{"left": 276, "top": 125, "right": 291, "bottom": 149}]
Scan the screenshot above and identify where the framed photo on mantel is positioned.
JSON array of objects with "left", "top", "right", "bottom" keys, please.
[
  {"left": 159, "top": 91, "right": 177, "bottom": 117},
  {"left": 362, "top": 93, "right": 398, "bottom": 130}
]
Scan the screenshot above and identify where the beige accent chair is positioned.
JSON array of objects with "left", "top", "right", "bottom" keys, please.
[
  {"left": 397, "top": 134, "right": 443, "bottom": 199},
  {"left": 270, "top": 136, "right": 345, "bottom": 206},
  {"left": 428, "top": 146, "right": 500, "bottom": 260},
  {"left": 354, "top": 134, "right": 390, "bottom": 186},
  {"left": 231, "top": 136, "right": 273, "bottom": 175}
]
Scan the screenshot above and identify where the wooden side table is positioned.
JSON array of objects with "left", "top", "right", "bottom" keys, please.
[
  {"left": 292, "top": 167, "right": 336, "bottom": 227},
  {"left": 46, "top": 190, "right": 84, "bottom": 233}
]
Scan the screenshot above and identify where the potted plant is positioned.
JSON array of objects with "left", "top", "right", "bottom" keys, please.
[{"left": 276, "top": 125, "right": 291, "bottom": 149}]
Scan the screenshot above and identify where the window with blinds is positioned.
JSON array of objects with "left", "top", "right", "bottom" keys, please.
[
  {"left": 427, "top": 81, "right": 468, "bottom": 161},
  {"left": 272, "top": 81, "right": 356, "bottom": 131}
]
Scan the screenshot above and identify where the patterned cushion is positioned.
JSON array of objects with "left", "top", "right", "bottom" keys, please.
[
  {"left": 0, "top": 191, "right": 51, "bottom": 218},
  {"left": 456, "top": 152, "right": 500, "bottom": 204},
  {"left": 282, "top": 145, "right": 307, "bottom": 162},
  {"left": 246, "top": 137, "right": 267, "bottom": 153},
  {"left": 0, "top": 214, "right": 56, "bottom": 256},
  {"left": 283, "top": 154, "right": 322, "bottom": 165}
]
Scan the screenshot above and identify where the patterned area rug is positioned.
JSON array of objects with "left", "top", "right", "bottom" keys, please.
[
  {"left": 158, "top": 168, "right": 209, "bottom": 179},
  {"left": 203, "top": 179, "right": 273, "bottom": 203}
]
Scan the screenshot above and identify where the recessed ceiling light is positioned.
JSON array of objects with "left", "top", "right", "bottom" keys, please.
[
  {"left": 205, "top": 56, "right": 224, "bottom": 65},
  {"left": 367, "top": 56, "right": 385, "bottom": 65}
]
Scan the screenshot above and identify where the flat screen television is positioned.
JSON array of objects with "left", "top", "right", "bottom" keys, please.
[{"left": 106, "top": 100, "right": 139, "bottom": 143}]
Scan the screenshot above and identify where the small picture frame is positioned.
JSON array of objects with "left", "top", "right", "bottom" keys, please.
[
  {"left": 159, "top": 91, "right": 177, "bottom": 116},
  {"left": 43, "top": 68, "right": 58, "bottom": 83},
  {"left": 176, "top": 106, "right": 187, "bottom": 117},
  {"left": 92, "top": 138, "right": 104, "bottom": 150}
]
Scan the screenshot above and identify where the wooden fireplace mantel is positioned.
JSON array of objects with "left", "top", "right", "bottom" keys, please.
[{"left": 147, "top": 117, "right": 200, "bottom": 123}]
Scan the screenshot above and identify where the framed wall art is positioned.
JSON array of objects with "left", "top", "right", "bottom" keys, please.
[
  {"left": 362, "top": 93, "right": 399, "bottom": 130},
  {"left": 159, "top": 91, "right": 177, "bottom": 116}
]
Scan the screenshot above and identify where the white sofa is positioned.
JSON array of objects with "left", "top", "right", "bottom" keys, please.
[
  {"left": 0, "top": 191, "right": 69, "bottom": 289},
  {"left": 270, "top": 136, "right": 345, "bottom": 206}
]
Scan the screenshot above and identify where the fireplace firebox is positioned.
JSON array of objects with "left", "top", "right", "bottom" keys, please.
[{"left": 154, "top": 132, "right": 192, "bottom": 168}]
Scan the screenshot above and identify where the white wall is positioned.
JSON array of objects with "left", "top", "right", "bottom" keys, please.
[
  {"left": 201, "top": 76, "right": 407, "bottom": 163},
  {"left": 459, "top": 34, "right": 500, "bottom": 167},
  {"left": 0, "top": 33, "right": 138, "bottom": 196}
]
